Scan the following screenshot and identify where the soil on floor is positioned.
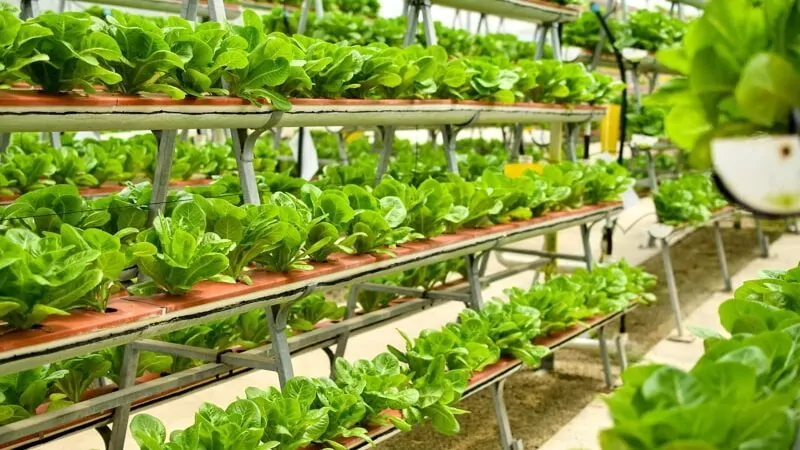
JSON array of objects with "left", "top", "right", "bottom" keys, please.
[{"left": 379, "top": 226, "right": 780, "bottom": 450}]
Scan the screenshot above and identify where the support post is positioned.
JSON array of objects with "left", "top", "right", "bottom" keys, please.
[
  {"left": 534, "top": 25, "right": 549, "bottom": 61},
  {"left": 148, "top": 130, "right": 179, "bottom": 223},
  {"left": 107, "top": 344, "right": 141, "bottom": 450},
  {"left": 441, "top": 124, "right": 460, "bottom": 175},
  {"left": 464, "top": 253, "right": 484, "bottom": 310},
  {"left": 0, "top": 133, "right": 9, "bottom": 153},
  {"left": 660, "top": 237, "right": 691, "bottom": 342},
  {"left": 713, "top": 221, "right": 733, "bottom": 292},
  {"left": 330, "top": 285, "right": 361, "bottom": 376},
  {"left": 230, "top": 129, "right": 263, "bottom": 205},
  {"left": 491, "top": 381, "right": 524, "bottom": 450},
  {"left": 616, "top": 315, "right": 628, "bottom": 372},
  {"left": 565, "top": 123, "right": 580, "bottom": 162},
  {"left": 580, "top": 224, "right": 594, "bottom": 271},
  {"left": 644, "top": 149, "right": 658, "bottom": 193},
  {"left": 336, "top": 131, "right": 349, "bottom": 165},
  {"left": 548, "top": 23, "right": 562, "bottom": 62},
  {"left": 375, "top": 125, "right": 396, "bottom": 184},
  {"left": 597, "top": 326, "right": 613, "bottom": 388},
  {"left": 755, "top": 219, "right": 770, "bottom": 258},
  {"left": 543, "top": 123, "right": 563, "bottom": 280},
  {"left": 266, "top": 304, "right": 294, "bottom": 387},
  {"left": 19, "top": 0, "right": 39, "bottom": 19}
]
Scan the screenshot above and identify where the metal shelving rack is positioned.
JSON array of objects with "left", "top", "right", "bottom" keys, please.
[{"left": 0, "top": 2, "right": 634, "bottom": 450}]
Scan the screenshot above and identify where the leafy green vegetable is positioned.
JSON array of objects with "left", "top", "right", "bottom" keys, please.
[
  {"left": 288, "top": 293, "right": 344, "bottom": 333},
  {"left": 129, "top": 202, "right": 235, "bottom": 296},
  {"left": 654, "top": 173, "right": 727, "bottom": 225}
]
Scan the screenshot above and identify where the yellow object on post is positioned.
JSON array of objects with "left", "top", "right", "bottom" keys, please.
[
  {"left": 599, "top": 104, "right": 621, "bottom": 154},
  {"left": 503, "top": 162, "right": 544, "bottom": 178}
]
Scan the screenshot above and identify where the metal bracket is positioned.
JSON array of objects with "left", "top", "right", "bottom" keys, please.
[{"left": 440, "top": 113, "right": 481, "bottom": 176}]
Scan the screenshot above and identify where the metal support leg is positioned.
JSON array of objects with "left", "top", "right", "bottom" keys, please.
[
  {"left": 534, "top": 26, "right": 548, "bottom": 61},
  {"left": 491, "top": 381, "right": 524, "bottom": 450},
  {"left": 441, "top": 125, "right": 460, "bottom": 175},
  {"left": 206, "top": 0, "right": 226, "bottom": 22},
  {"left": 508, "top": 124, "right": 523, "bottom": 161},
  {"left": 615, "top": 315, "right": 628, "bottom": 372},
  {"left": 231, "top": 128, "right": 264, "bottom": 205},
  {"left": 148, "top": 130, "right": 178, "bottom": 223},
  {"left": 403, "top": 0, "right": 420, "bottom": 46},
  {"left": 107, "top": 344, "right": 141, "bottom": 450},
  {"left": 755, "top": 219, "right": 770, "bottom": 258},
  {"left": 464, "top": 253, "right": 484, "bottom": 310},
  {"left": 660, "top": 237, "right": 692, "bottom": 342},
  {"left": 713, "top": 221, "right": 733, "bottom": 292},
  {"left": 375, "top": 125, "right": 396, "bottom": 184},
  {"left": 597, "top": 326, "right": 613, "bottom": 388},
  {"left": 419, "top": 0, "right": 437, "bottom": 46},
  {"left": 336, "top": 131, "right": 349, "bottom": 165},
  {"left": 298, "top": 0, "right": 313, "bottom": 34},
  {"left": 266, "top": 304, "right": 294, "bottom": 387},
  {"left": 549, "top": 23, "right": 562, "bottom": 62},
  {"left": 48, "top": 132, "right": 62, "bottom": 149},
  {"left": 180, "top": 0, "right": 199, "bottom": 21},
  {"left": 0, "top": 133, "right": 9, "bottom": 153},
  {"left": 19, "top": 0, "right": 39, "bottom": 18},
  {"left": 330, "top": 285, "right": 360, "bottom": 377},
  {"left": 580, "top": 224, "right": 594, "bottom": 271},
  {"left": 565, "top": 123, "right": 579, "bottom": 162},
  {"left": 645, "top": 149, "right": 658, "bottom": 193}
]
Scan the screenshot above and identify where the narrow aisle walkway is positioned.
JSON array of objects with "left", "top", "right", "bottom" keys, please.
[{"left": 539, "top": 233, "right": 800, "bottom": 450}]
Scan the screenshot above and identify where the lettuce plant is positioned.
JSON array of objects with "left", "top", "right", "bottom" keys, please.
[
  {"left": 288, "top": 293, "right": 344, "bottom": 333},
  {"left": 129, "top": 202, "right": 235, "bottom": 296}
]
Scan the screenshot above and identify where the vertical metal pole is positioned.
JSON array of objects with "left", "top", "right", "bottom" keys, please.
[
  {"left": 180, "top": 0, "right": 199, "bottom": 21},
  {"left": 597, "top": 326, "right": 613, "bottom": 388},
  {"left": 108, "top": 344, "right": 141, "bottom": 450},
  {"left": 336, "top": 131, "right": 349, "bottom": 165},
  {"left": 231, "top": 129, "right": 261, "bottom": 205},
  {"left": 0, "top": 133, "right": 9, "bottom": 153},
  {"left": 334, "top": 286, "right": 360, "bottom": 360},
  {"left": 478, "top": 251, "right": 492, "bottom": 277},
  {"left": 645, "top": 149, "right": 658, "bottom": 193},
  {"left": 298, "top": 0, "right": 312, "bottom": 34},
  {"left": 206, "top": 0, "right": 226, "bottom": 23},
  {"left": 755, "top": 219, "right": 770, "bottom": 258},
  {"left": 549, "top": 24, "right": 562, "bottom": 62},
  {"left": 148, "top": 130, "right": 178, "bottom": 223},
  {"left": 314, "top": 0, "right": 324, "bottom": 16},
  {"left": 19, "top": 0, "right": 39, "bottom": 19},
  {"left": 580, "top": 224, "right": 594, "bottom": 271},
  {"left": 375, "top": 126, "right": 396, "bottom": 184},
  {"left": 48, "top": 132, "right": 61, "bottom": 149},
  {"left": 491, "top": 381, "right": 522, "bottom": 450},
  {"left": 631, "top": 67, "right": 642, "bottom": 112},
  {"left": 509, "top": 124, "right": 523, "bottom": 161},
  {"left": 441, "top": 125, "right": 460, "bottom": 175},
  {"left": 266, "top": 304, "right": 294, "bottom": 387},
  {"left": 403, "top": 1, "right": 420, "bottom": 46},
  {"left": 660, "top": 237, "right": 686, "bottom": 339},
  {"left": 534, "top": 26, "right": 548, "bottom": 60},
  {"left": 713, "top": 221, "right": 733, "bottom": 292},
  {"left": 420, "top": 0, "right": 438, "bottom": 46},
  {"left": 464, "top": 254, "right": 484, "bottom": 310},
  {"left": 565, "top": 123, "right": 579, "bottom": 162},
  {"left": 58, "top": 0, "right": 67, "bottom": 11},
  {"left": 615, "top": 316, "right": 628, "bottom": 371}
]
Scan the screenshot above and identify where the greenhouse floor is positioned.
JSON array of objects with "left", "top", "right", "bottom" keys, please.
[{"left": 36, "top": 197, "right": 786, "bottom": 450}]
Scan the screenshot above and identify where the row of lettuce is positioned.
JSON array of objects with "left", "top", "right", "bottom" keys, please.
[
  {"left": 600, "top": 265, "right": 800, "bottom": 449},
  {"left": 128, "top": 261, "right": 654, "bottom": 450},
  {"left": 261, "top": 8, "right": 686, "bottom": 61},
  {"left": 0, "top": 153, "right": 633, "bottom": 329},
  {"left": 0, "top": 261, "right": 655, "bottom": 442},
  {"left": 653, "top": 173, "right": 727, "bottom": 225},
  {"left": 0, "top": 9, "right": 622, "bottom": 109},
  {"left": 0, "top": 132, "right": 525, "bottom": 196}
]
